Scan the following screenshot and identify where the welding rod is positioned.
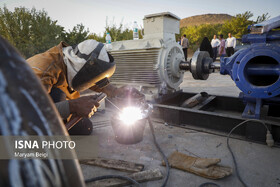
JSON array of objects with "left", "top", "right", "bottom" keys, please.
[
  {"left": 105, "top": 98, "right": 122, "bottom": 112},
  {"left": 65, "top": 93, "right": 107, "bottom": 131}
]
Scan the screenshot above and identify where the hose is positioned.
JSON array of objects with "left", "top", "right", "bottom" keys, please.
[
  {"left": 197, "top": 119, "right": 272, "bottom": 187},
  {"left": 148, "top": 117, "right": 170, "bottom": 187},
  {"left": 226, "top": 119, "right": 270, "bottom": 187},
  {"left": 85, "top": 175, "right": 140, "bottom": 186},
  {"left": 199, "top": 182, "right": 221, "bottom": 187},
  {"left": 84, "top": 117, "right": 170, "bottom": 187},
  {"left": 85, "top": 117, "right": 272, "bottom": 187}
]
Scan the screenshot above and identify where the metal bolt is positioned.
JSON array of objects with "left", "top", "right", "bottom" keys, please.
[{"left": 248, "top": 110, "right": 253, "bottom": 115}]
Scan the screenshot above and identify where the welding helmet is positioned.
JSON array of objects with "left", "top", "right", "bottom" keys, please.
[{"left": 63, "top": 39, "right": 116, "bottom": 92}]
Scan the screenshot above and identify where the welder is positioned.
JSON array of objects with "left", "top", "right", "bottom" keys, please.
[{"left": 27, "top": 39, "right": 137, "bottom": 135}]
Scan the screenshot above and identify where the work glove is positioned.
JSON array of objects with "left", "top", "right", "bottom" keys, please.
[
  {"left": 69, "top": 95, "right": 100, "bottom": 118},
  {"left": 162, "top": 151, "right": 232, "bottom": 179}
]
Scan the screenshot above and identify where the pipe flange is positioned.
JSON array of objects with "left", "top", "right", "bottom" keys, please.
[{"left": 191, "top": 51, "right": 210, "bottom": 80}]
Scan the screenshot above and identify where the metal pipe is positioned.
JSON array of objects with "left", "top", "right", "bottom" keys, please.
[
  {"left": 246, "top": 64, "right": 280, "bottom": 75},
  {"left": 179, "top": 61, "right": 191, "bottom": 71},
  {"left": 210, "top": 62, "right": 221, "bottom": 70}
]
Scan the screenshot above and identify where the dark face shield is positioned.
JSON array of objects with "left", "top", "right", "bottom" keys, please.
[{"left": 71, "top": 43, "right": 116, "bottom": 92}]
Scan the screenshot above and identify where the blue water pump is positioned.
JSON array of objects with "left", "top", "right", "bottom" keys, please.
[
  {"left": 220, "top": 16, "right": 280, "bottom": 118},
  {"left": 180, "top": 15, "right": 280, "bottom": 119}
]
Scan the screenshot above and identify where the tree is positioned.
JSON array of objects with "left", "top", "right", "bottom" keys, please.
[
  {"left": 87, "top": 26, "right": 141, "bottom": 44},
  {"left": 0, "top": 6, "right": 64, "bottom": 58},
  {"left": 219, "top": 11, "right": 270, "bottom": 38},
  {"left": 219, "top": 11, "right": 254, "bottom": 38},
  {"left": 181, "top": 24, "right": 223, "bottom": 51},
  {"left": 104, "top": 17, "right": 142, "bottom": 42},
  {"left": 0, "top": 7, "right": 144, "bottom": 57},
  {"left": 255, "top": 13, "right": 270, "bottom": 23},
  {"left": 63, "top": 23, "right": 89, "bottom": 45},
  {"left": 180, "top": 11, "right": 270, "bottom": 52},
  {"left": 87, "top": 33, "right": 105, "bottom": 43}
]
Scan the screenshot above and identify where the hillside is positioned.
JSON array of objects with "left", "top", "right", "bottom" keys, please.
[{"left": 180, "top": 14, "right": 233, "bottom": 28}]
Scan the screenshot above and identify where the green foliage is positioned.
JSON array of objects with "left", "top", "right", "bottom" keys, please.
[
  {"left": 87, "top": 33, "right": 105, "bottom": 43},
  {"left": 1, "top": 6, "right": 270, "bottom": 59},
  {"left": 181, "top": 24, "right": 223, "bottom": 50},
  {"left": 0, "top": 6, "right": 142, "bottom": 58},
  {"left": 87, "top": 18, "right": 142, "bottom": 43},
  {"left": 0, "top": 6, "right": 64, "bottom": 58},
  {"left": 105, "top": 21, "right": 124, "bottom": 42},
  {"left": 62, "top": 23, "right": 89, "bottom": 45},
  {"left": 104, "top": 19, "right": 142, "bottom": 42},
  {"left": 116, "top": 28, "right": 134, "bottom": 41},
  {"left": 180, "top": 11, "right": 270, "bottom": 51},
  {"left": 256, "top": 13, "right": 270, "bottom": 23},
  {"left": 219, "top": 11, "right": 254, "bottom": 38}
]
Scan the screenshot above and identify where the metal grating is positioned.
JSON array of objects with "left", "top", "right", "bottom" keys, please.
[{"left": 110, "top": 49, "right": 162, "bottom": 87}]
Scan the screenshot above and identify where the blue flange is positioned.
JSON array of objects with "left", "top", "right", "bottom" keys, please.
[{"left": 232, "top": 43, "right": 280, "bottom": 98}]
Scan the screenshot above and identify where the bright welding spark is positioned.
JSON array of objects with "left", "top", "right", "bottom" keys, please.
[{"left": 119, "top": 107, "right": 143, "bottom": 125}]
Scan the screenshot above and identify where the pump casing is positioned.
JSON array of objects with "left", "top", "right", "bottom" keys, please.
[{"left": 220, "top": 15, "right": 280, "bottom": 118}]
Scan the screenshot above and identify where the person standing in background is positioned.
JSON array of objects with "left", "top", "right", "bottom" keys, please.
[
  {"left": 225, "top": 33, "right": 236, "bottom": 57},
  {"left": 211, "top": 35, "right": 220, "bottom": 61},
  {"left": 177, "top": 37, "right": 181, "bottom": 45},
  {"left": 200, "top": 37, "right": 213, "bottom": 59},
  {"left": 181, "top": 34, "right": 189, "bottom": 61},
  {"left": 219, "top": 34, "right": 226, "bottom": 58}
]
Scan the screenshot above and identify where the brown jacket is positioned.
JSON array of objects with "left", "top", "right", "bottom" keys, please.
[{"left": 27, "top": 42, "right": 80, "bottom": 100}]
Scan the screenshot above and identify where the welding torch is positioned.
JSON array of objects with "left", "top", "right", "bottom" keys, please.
[{"left": 65, "top": 93, "right": 107, "bottom": 130}]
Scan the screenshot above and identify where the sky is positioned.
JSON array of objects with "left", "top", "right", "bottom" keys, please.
[{"left": 1, "top": 0, "right": 280, "bottom": 35}]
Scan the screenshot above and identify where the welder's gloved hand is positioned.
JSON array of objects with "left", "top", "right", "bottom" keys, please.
[
  {"left": 114, "top": 85, "right": 144, "bottom": 98},
  {"left": 68, "top": 95, "right": 100, "bottom": 118},
  {"left": 162, "top": 151, "right": 232, "bottom": 179}
]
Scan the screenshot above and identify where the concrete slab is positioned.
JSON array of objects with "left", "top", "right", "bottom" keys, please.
[
  {"left": 82, "top": 111, "right": 280, "bottom": 187},
  {"left": 181, "top": 72, "right": 240, "bottom": 98},
  {"left": 81, "top": 72, "right": 280, "bottom": 187}
]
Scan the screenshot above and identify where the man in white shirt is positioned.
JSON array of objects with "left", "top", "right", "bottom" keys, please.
[
  {"left": 225, "top": 33, "right": 236, "bottom": 57},
  {"left": 211, "top": 35, "right": 220, "bottom": 61}
]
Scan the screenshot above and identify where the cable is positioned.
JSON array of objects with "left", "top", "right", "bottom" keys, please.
[
  {"left": 199, "top": 182, "right": 221, "bottom": 187},
  {"left": 226, "top": 119, "right": 271, "bottom": 187},
  {"left": 199, "top": 119, "right": 272, "bottom": 187},
  {"left": 84, "top": 117, "right": 169, "bottom": 187},
  {"left": 148, "top": 117, "right": 170, "bottom": 187},
  {"left": 84, "top": 118, "right": 272, "bottom": 187},
  {"left": 85, "top": 175, "right": 140, "bottom": 186}
]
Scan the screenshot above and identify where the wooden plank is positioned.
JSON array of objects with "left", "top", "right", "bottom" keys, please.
[
  {"left": 80, "top": 157, "right": 144, "bottom": 172},
  {"left": 89, "top": 168, "right": 163, "bottom": 187}
]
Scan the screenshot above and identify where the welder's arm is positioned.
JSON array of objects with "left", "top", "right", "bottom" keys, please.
[
  {"left": 90, "top": 84, "right": 143, "bottom": 98},
  {"left": 54, "top": 96, "right": 100, "bottom": 120},
  {"left": 55, "top": 101, "right": 70, "bottom": 120},
  {"left": 69, "top": 96, "right": 100, "bottom": 118},
  {"left": 90, "top": 84, "right": 118, "bottom": 98}
]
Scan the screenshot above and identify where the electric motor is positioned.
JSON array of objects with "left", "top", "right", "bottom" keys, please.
[{"left": 109, "top": 12, "right": 185, "bottom": 97}]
